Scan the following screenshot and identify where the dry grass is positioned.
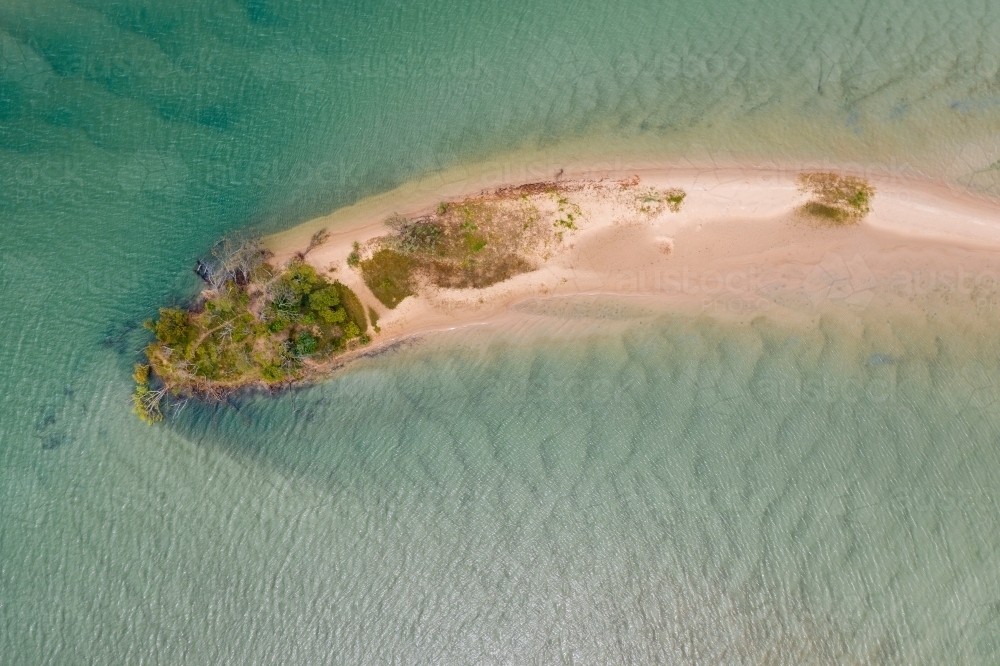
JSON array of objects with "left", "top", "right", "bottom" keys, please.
[
  {"left": 359, "top": 249, "right": 417, "bottom": 309},
  {"left": 360, "top": 193, "right": 560, "bottom": 307},
  {"left": 797, "top": 172, "right": 874, "bottom": 225},
  {"left": 428, "top": 254, "right": 534, "bottom": 289}
]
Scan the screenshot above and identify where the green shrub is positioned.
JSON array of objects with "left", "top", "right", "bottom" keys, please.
[
  {"left": 347, "top": 241, "right": 361, "bottom": 267},
  {"left": 319, "top": 307, "right": 347, "bottom": 325},
  {"left": 283, "top": 261, "right": 324, "bottom": 296},
  {"left": 131, "top": 363, "right": 164, "bottom": 424},
  {"left": 269, "top": 316, "right": 292, "bottom": 333},
  {"left": 293, "top": 332, "right": 318, "bottom": 357},
  {"left": 334, "top": 281, "right": 367, "bottom": 332},
  {"left": 260, "top": 364, "right": 285, "bottom": 382},
  {"left": 132, "top": 363, "right": 150, "bottom": 384},
  {"left": 132, "top": 384, "right": 163, "bottom": 424},
  {"left": 307, "top": 286, "right": 340, "bottom": 312},
  {"left": 154, "top": 308, "right": 194, "bottom": 346},
  {"left": 665, "top": 189, "right": 686, "bottom": 212}
]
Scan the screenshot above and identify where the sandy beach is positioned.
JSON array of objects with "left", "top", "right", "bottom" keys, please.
[{"left": 265, "top": 166, "right": 1000, "bottom": 356}]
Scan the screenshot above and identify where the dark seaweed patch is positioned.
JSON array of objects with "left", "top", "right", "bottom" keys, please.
[{"left": 41, "top": 432, "right": 68, "bottom": 451}]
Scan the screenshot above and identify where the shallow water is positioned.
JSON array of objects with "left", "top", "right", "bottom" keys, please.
[{"left": 3, "top": 0, "right": 1000, "bottom": 662}]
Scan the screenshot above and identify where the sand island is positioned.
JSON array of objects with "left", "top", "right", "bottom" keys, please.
[{"left": 134, "top": 166, "right": 1000, "bottom": 423}]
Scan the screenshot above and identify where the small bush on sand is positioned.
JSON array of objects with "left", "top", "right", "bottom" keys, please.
[
  {"left": 386, "top": 215, "right": 443, "bottom": 254},
  {"left": 665, "top": 188, "right": 686, "bottom": 212},
  {"left": 636, "top": 188, "right": 686, "bottom": 215},
  {"left": 797, "top": 172, "right": 874, "bottom": 225},
  {"left": 347, "top": 241, "right": 361, "bottom": 267}
]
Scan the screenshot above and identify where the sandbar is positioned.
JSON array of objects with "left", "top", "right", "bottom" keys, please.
[{"left": 264, "top": 165, "right": 1000, "bottom": 361}]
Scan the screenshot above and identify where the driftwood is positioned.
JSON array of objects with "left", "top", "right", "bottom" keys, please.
[{"left": 194, "top": 260, "right": 213, "bottom": 283}]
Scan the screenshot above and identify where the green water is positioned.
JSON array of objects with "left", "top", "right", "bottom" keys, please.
[{"left": 3, "top": 0, "right": 1000, "bottom": 662}]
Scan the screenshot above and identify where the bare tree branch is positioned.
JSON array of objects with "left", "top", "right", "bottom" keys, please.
[
  {"left": 305, "top": 228, "right": 331, "bottom": 255},
  {"left": 200, "top": 231, "right": 269, "bottom": 291}
]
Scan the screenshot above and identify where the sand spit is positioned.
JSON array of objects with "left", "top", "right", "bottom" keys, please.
[{"left": 265, "top": 167, "right": 1000, "bottom": 361}]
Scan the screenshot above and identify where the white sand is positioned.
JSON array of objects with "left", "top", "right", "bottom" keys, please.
[{"left": 265, "top": 167, "right": 1000, "bottom": 354}]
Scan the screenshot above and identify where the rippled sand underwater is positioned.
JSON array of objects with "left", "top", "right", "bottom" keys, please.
[
  {"left": 8, "top": 306, "right": 999, "bottom": 662},
  {"left": 4, "top": 0, "right": 1000, "bottom": 662},
  {"left": 147, "top": 291, "right": 999, "bottom": 663}
]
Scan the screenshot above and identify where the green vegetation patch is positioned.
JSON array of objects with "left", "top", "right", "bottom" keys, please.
[
  {"left": 552, "top": 194, "right": 580, "bottom": 229},
  {"left": 358, "top": 195, "right": 556, "bottom": 307},
  {"left": 387, "top": 214, "right": 442, "bottom": 253},
  {"left": 335, "top": 280, "right": 368, "bottom": 333},
  {"left": 636, "top": 187, "right": 686, "bottom": 215},
  {"left": 359, "top": 249, "right": 417, "bottom": 309},
  {"left": 139, "top": 244, "right": 371, "bottom": 418},
  {"left": 665, "top": 188, "right": 686, "bottom": 212},
  {"left": 132, "top": 363, "right": 165, "bottom": 424},
  {"left": 797, "top": 172, "right": 874, "bottom": 225}
]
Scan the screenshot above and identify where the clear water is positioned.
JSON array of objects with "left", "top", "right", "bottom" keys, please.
[{"left": 3, "top": 0, "right": 1000, "bottom": 662}]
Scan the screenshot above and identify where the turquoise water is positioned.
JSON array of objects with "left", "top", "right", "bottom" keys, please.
[{"left": 3, "top": 0, "right": 1000, "bottom": 662}]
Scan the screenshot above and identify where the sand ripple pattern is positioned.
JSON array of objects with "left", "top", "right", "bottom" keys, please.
[{"left": 137, "top": 312, "right": 1000, "bottom": 664}]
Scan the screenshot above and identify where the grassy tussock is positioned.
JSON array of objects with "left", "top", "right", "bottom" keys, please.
[
  {"left": 635, "top": 187, "right": 686, "bottom": 215},
  {"left": 797, "top": 172, "right": 874, "bottom": 225}
]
